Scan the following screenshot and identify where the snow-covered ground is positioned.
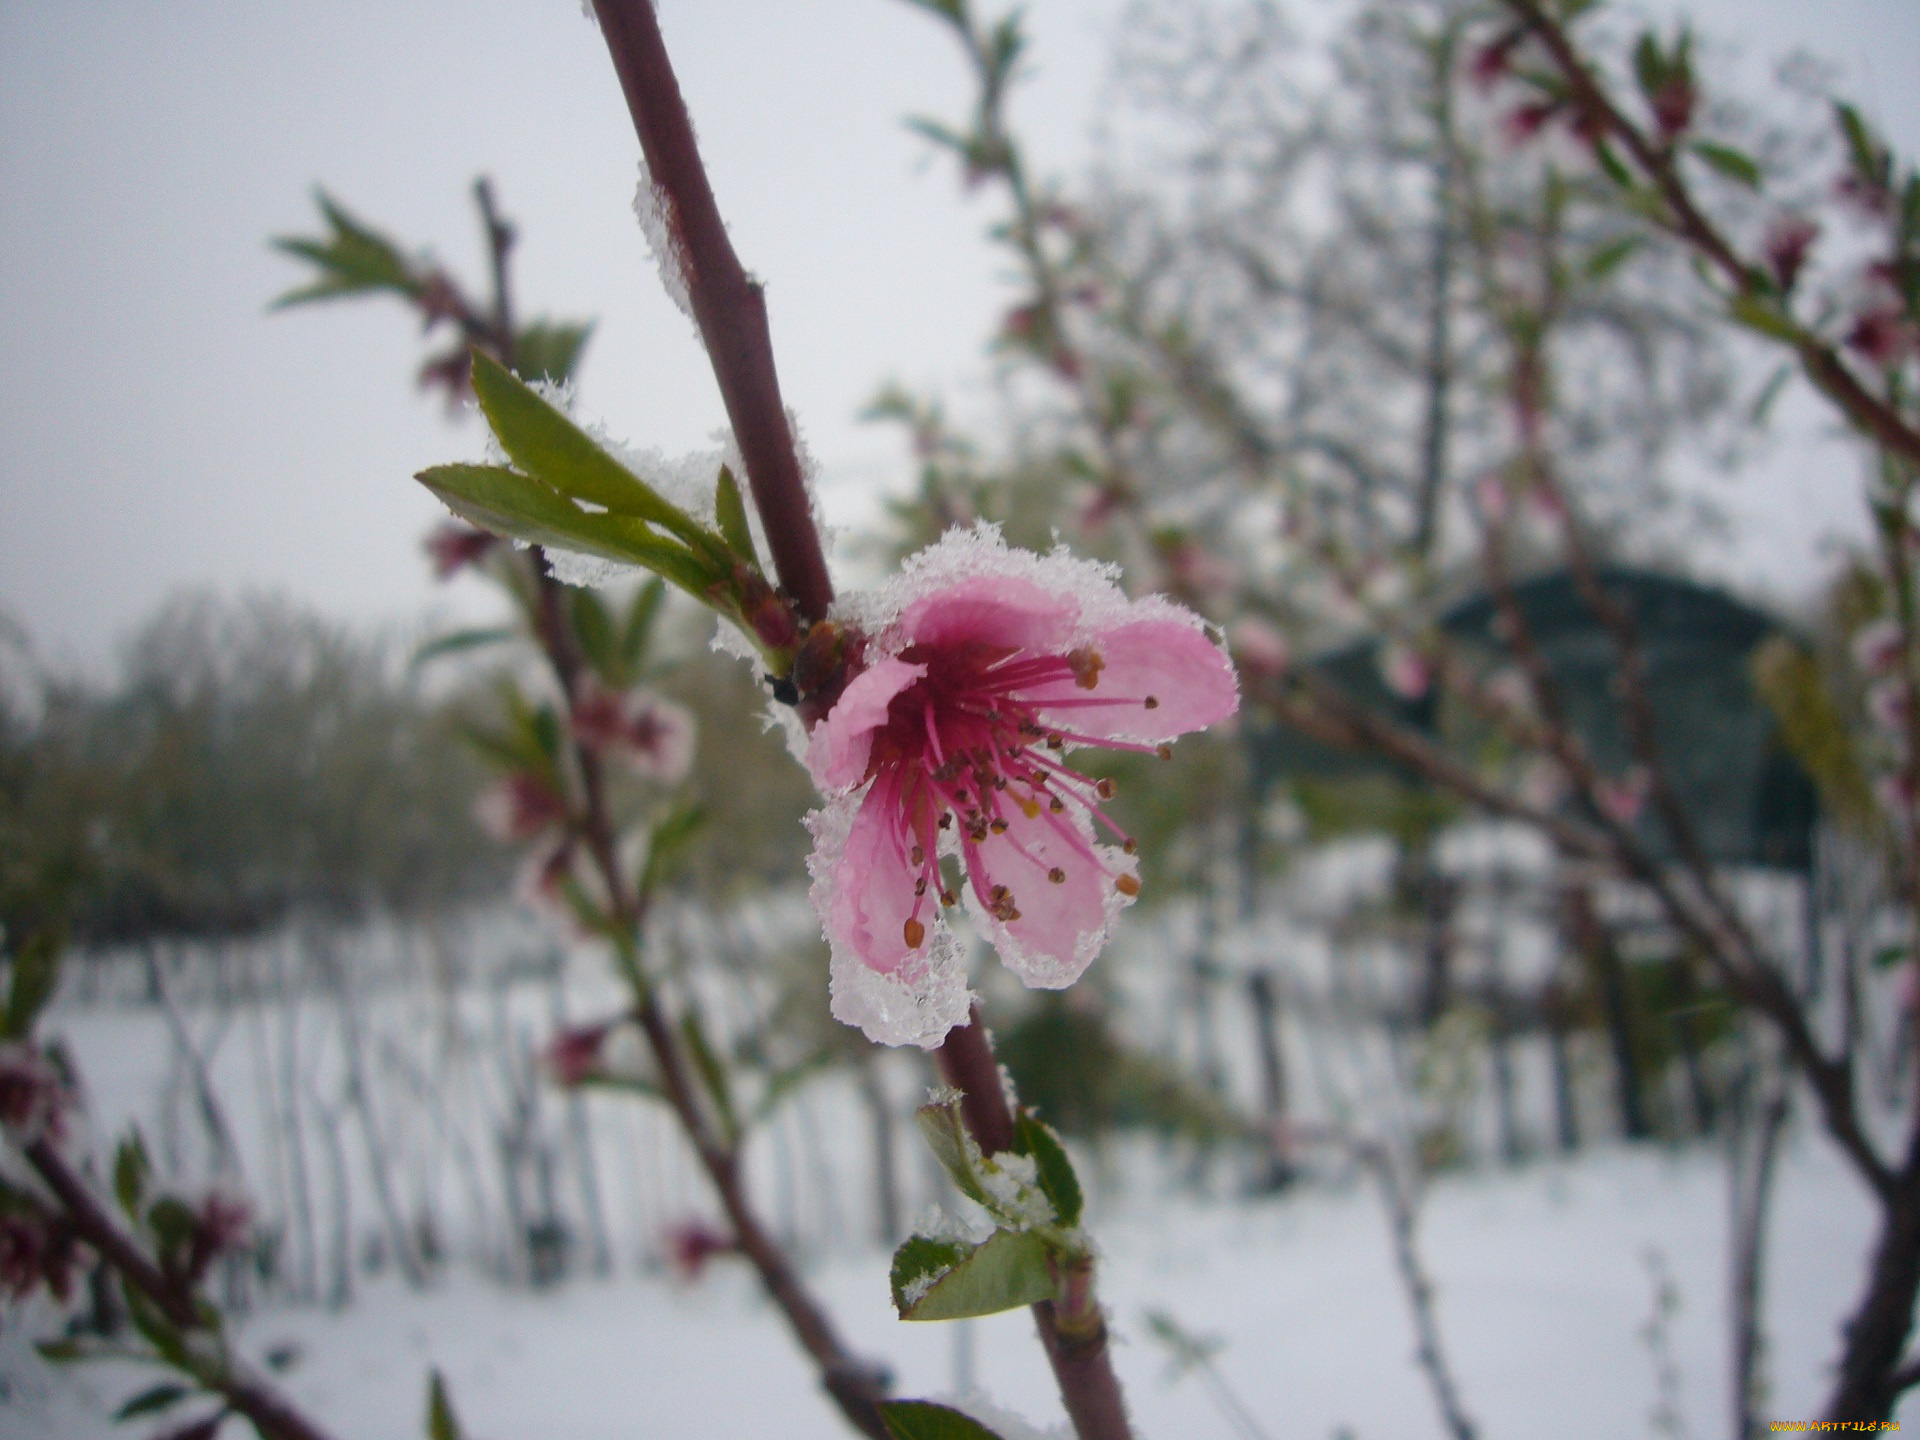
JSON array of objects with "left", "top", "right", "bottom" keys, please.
[{"left": 0, "top": 1131, "right": 1898, "bottom": 1440}]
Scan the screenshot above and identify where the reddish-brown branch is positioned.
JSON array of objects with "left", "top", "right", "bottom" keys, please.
[
  {"left": 589, "top": 0, "right": 835, "bottom": 623},
  {"left": 1498, "top": 0, "right": 1920, "bottom": 470},
  {"left": 936, "top": 1013, "right": 1134, "bottom": 1440},
  {"left": 24, "top": 1140, "right": 339, "bottom": 1440}
]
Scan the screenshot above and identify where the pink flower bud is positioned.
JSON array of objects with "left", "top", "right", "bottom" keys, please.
[
  {"left": 1762, "top": 214, "right": 1819, "bottom": 293},
  {"left": 571, "top": 682, "right": 697, "bottom": 784},
  {"left": 424, "top": 523, "right": 499, "bottom": 580},
  {"left": 1848, "top": 306, "right": 1917, "bottom": 367},
  {"left": 474, "top": 773, "right": 569, "bottom": 842},
  {"left": 1650, "top": 77, "right": 1695, "bottom": 140},
  {"left": 663, "top": 1219, "right": 735, "bottom": 1282},
  {"left": 543, "top": 1021, "right": 615, "bottom": 1088}
]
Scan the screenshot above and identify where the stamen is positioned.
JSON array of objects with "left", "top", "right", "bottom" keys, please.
[
  {"left": 1095, "top": 778, "right": 1117, "bottom": 800},
  {"left": 1144, "top": 695, "right": 1160, "bottom": 709},
  {"left": 1116, "top": 874, "right": 1141, "bottom": 897},
  {"left": 1048, "top": 867, "right": 1066, "bottom": 884},
  {"left": 989, "top": 818, "right": 1009, "bottom": 834},
  {"left": 911, "top": 845, "right": 925, "bottom": 867},
  {"left": 904, "top": 918, "right": 926, "bottom": 948},
  {"left": 1157, "top": 744, "right": 1173, "bottom": 760},
  {"left": 1123, "top": 838, "right": 1138, "bottom": 855}
]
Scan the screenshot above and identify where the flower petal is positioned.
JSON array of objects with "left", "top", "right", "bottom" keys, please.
[
  {"left": 899, "top": 575, "right": 1078, "bottom": 655},
  {"left": 805, "top": 657, "right": 926, "bottom": 790},
  {"left": 1027, "top": 612, "right": 1238, "bottom": 741},
  {"left": 961, "top": 798, "right": 1135, "bottom": 989},
  {"left": 807, "top": 790, "right": 974, "bottom": 1047}
]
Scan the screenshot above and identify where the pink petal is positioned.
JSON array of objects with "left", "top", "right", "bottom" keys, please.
[
  {"left": 806, "top": 657, "right": 926, "bottom": 790},
  {"left": 899, "top": 575, "right": 1078, "bottom": 654},
  {"left": 824, "top": 776, "right": 924, "bottom": 977},
  {"left": 1026, "top": 615, "right": 1237, "bottom": 741},
  {"left": 964, "top": 798, "right": 1118, "bottom": 989}
]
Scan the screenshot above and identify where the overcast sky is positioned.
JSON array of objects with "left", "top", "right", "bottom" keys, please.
[{"left": 3, "top": 0, "right": 1918, "bottom": 676}]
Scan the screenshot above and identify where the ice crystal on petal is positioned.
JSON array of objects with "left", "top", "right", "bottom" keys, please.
[{"left": 806, "top": 524, "right": 1237, "bottom": 1044}]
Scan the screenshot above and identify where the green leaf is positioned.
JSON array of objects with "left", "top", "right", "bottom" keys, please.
[
  {"left": 415, "top": 464, "right": 718, "bottom": 599},
  {"left": 426, "top": 1370, "right": 463, "bottom": 1440},
  {"left": 270, "top": 190, "right": 419, "bottom": 309},
  {"left": 1631, "top": 33, "right": 1665, "bottom": 102},
  {"left": 1726, "top": 293, "right": 1800, "bottom": 344},
  {"left": 639, "top": 805, "right": 706, "bottom": 896},
  {"left": 513, "top": 320, "right": 594, "bottom": 385},
  {"left": 1012, "top": 1110, "right": 1082, "bottom": 1228},
  {"left": 34, "top": 1338, "right": 83, "bottom": 1363},
  {"left": 569, "top": 587, "right": 618, "bottom": 678},
  {"left": 3, "top": 930, "right": 60, "bottom": 1039},
  {"left": 146, "top": 1196, "right": 198, "bottom": 1258},
  {"left": 713, "top": 465, "right": 757, "bottom": 565},
  {"left": 914, "top": 1097, "right": 989, "bottom": 1207},
  {"left": 1690, "top": 141, "right": 1762, "bottom": 190},
  {"left": 891, "top": 1227, "right": 1057, "bottom": 1321},
  {"left": 410, "top": 627, "right": 517, "bottom": 670},
  {"left": 1874, "top": 944, "right": 1912, "bottom": 972},
  {"left": 879, "top": 1400, "right": 1010, "bottom": 1440},
  {"left": 1584, "top": 235, "right": 1643, "bottom": 282},
  {"left": 620, "top": 578, "right": 668, "bottom": 675},
  {"left": 680, "top": 1012, "right": 738, "bottom": 1140},
  {"left": 1592, "top": 139, "right": 1634, "bottom": 189},
  {"left": 116, "top": 1383, "right": 192, "bottom": 1421},
  {"left": 1748, "top": 361, "right": 1794, "bottom": 426},
  {"left": 123, "top": 1283, "right": 189, "bottom": 1369},
  {"left": 469, "top": 351, "right": 704, "bottom": 541},
  {"left": 114, "top": 1132, "right": 152, "bottom": 1220}
]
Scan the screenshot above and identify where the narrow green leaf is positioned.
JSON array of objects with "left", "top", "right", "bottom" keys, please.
[
  {"left": 915, "top": 1097, "right": 989, "bottom": 1206},
  {"left": 1631, "top": 33, "right": 1664, "bottom": 102},
  {"left": 640, "top": 805, "right": 706, "bottom": 896},
  {"left": 1013, "top": 1110, "right": 1083, "bottom": 1229},
  {"left": 879, "top": 1399, "right": 1011, "bottom": 1440},
  {"left": 3, "top": 931, "right": 60, "bottom": 1039},
  {"left": 513, "top": 320, "right": 594, "bottom": 385},
  {"left": 713, "top": 465, "right": 757, "bottom": 565},
  {"left": 1593, "top": 140, "right": 1634, "bottom": 189},
  {"left": 679, "top": 1012, "right": 738, "bottom": 1139},
  {"left": 1690, "top": 141, "right": 1762, "bottom": 190},
  {"left": 893, "top": 1228, "right": 1057, "bottom": 1321},
  {"left": 1726, "top": 293, "right": 1800, "bottom": 344},
  {"left": 34, "top": 1338, "right": 83, "bottom": 1363},
  {"left": 1584, "top": 235, "right": 1644, "bottom": 282},
  {"left": 426, "top": 1370, "right": 463, "bottom": 1440},
  {"left": 469, "top": 351, "right": 703, "bottom": 540},
  {"left": 146, "top": 1196, "right": 198, "bottom": 1257},
  {"left": 1748, "top": 361, "right": 1794, "bottom": 426},
  {"left": 113, "top": 1132, "right": 152, "bottom": 1221},
  {"left": 410, "top": 627, "right": 517, "bottom": 670},
  {"left": 1874, "top": 944, "right": 1911, "bottom": 972},
  {"left": 123, "top": 1283, "right": 189, "bottom": 1368},
  {"left": 621, "top": 578, "right": 668, "bottom": 674},
  {"left": 569, "top": 588, "right": 618, "bottom": 678},
  {"left": 415, "top": 464, "right": 718, "bottom": 599},
  {"left": 116, "top": 1383, "right": 191, "bottom": 1421}
]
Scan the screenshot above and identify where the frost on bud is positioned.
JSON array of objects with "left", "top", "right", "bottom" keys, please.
[
  {"left": 424, "top": 523, "right": 500, "bottom": 580},
  {"left": 475, "top": 773, "right": 569, "bottom": 842}
]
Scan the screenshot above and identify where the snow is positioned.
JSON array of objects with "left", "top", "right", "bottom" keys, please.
[{"left": 0, "top": 1130, "right": 1898, "bottom": 1440}]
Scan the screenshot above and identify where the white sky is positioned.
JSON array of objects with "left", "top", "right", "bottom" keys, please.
[{"left": 2, "top": 0, "right": 1917, "bottom": 674}]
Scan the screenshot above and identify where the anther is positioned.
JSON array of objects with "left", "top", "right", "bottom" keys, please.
[
  {"left": 1095, "top": 778, "right": 1117, "bottom": 800},
  {"left": 911, "top": 845, "right": 925, "bottom": 866},
  {"left": 1048, "top": 867, "right": 1066, "bottom": 884},
  {"left": 904, "top": 918, "right": 926, "bottom": 949},
  {"left": 1122, "top": 838, "right": 1138, "bottom": 855},
  {"left": 940, "top": 890, "right": 957, "bottom": 907},
  {"left": 1144, "top": 695, "right": 1160, "bottom": 710},
  {"left": 939, "top": 813, "right": 954, "bottom": 830},
  {"left": 915, "top": 877, "right": 928, "bottom": 896},
  {"left": 1050, "top": 798, "right": 1066, "bottom": 813},
  {"left": 1116, "top": 874, "right": 1141, "bottom": 897},
  {"left": 1157, "top": 744, "right": 1174, "bottom": 761},
  {"left": 1046, "top": 733, "right": 1065, "bottom": 751}
]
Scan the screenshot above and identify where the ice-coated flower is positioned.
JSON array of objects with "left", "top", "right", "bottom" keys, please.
[
  {"left": 804, "top": 527, "right": 1238, "bottom": 1046},
  {"left": 570, "top": 680, "right": 696, "bottom": 784}
]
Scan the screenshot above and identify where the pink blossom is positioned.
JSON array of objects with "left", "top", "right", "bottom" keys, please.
[
  {"left": 474, "top": 772, "right": 569, "bottom": 842},
  {"left": 185, "top": 1190, "right": 253, "bottom": 1285},
  {"left": 1230, "top": 618, "right": 1291, "bottom": 680},
  {"left": 1380, "top": 642, "right": 1432, "bottom": 700},
  {"left": 570, "top": 681, "right": 696, "bottom": 784},
  {"left": 423, "top": 523, "right": 499, "bottom": 580},
  {"left": 1852, "top": 618, "right": 1906, "bottom": 676},
  {"left": 1762, "top": 214, "right": 1819, "bottom": 293},
  {"left": 1596, "top": 766, "right": 1651, "bottom": 825},
  {"left": 1848, "top": 305, "right": 1917, "bottom": 367},
  {"left": 663, "top": 1219, "right": 735, "bottom": 1282},
  {"left": 804, "top": 528, "right": 1238, "bottom": 1046},
  {"left": 543, "top": 1021, "right": 616, "bottom": 1087},
  {"left": 0, "top": 1043, "right": 64, "bottom": 1144}
]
